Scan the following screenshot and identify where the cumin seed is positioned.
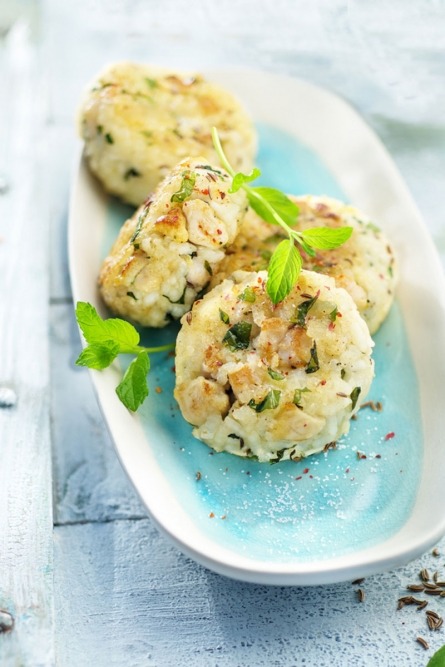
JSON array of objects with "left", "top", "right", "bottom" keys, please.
[
  {"left": 424, "top": 582, "right": 439, "bottom": 590},
  {"left": 357, "top": 588, "right": 365, "bottom": 602},
  {"left": 352, "top": 578, "right": 365, "bottom": 585},
  {"left": 432, "top": 548, "right": 440, "bottom": 557},
  {"left": 427, "top": 615, "right": 436, "bottom": 631},
  {"left": 416, "top": 636, "right": 429, "bottom": 650},
  {"left": 420, "top": 569, "right": 431, "bottom": 582},
  {"left": 407, "top": 584, "right": 425, "bottom": 592}
]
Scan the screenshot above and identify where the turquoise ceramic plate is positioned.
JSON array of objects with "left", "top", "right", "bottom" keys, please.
[{"left": 69, "top": 68, "right": 445, "bottom": 585}]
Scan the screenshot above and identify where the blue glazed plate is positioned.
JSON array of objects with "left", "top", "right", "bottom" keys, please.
[{"left": 69, "top": 68, "right": 445, "bottom": 585}]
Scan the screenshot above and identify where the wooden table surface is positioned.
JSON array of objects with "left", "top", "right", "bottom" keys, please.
[{"left": 1, "top": 1, "right": 445, "bottom": 665}]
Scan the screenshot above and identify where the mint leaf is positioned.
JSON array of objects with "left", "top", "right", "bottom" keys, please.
[
  {"left": 301, "top": 226, "right": 353, "bottom": 250},
  {"left": 248, "top": 188, "right": 299, "bottom": 227},
  {"left": 115, "top": 351, "right": 150, "bottom": 411},
  {"left": 427, "top": 645, "right": 445, "bottom": 667},
  {"left": 211, "top": 127, "right": 353, "bottom": 307},
  {"left": 76, "top": 341, "right": 120, "bottom": 369},
  {"left": 230, "top": 167, "right": 261, "bottom": 193},
  {"left": 267, "top": 239, "right": 302, "bottom": 304},
  {"left": 75, "top": 301, "right": 175, "bottom": 411},
  {"left": 75, "top": 302, "right": 140, "bottom": 351}
]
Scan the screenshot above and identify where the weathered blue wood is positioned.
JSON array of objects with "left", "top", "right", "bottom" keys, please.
[
  {"left": 54, "top": 519, "right": 445, "bottom": 667},
  {"left": 0, "top": 0, "right": 438, "bottom": 665},
  {"left": 0, "top": 19, "right": 54, "bottom": 667},
  {"left": 51, "top": 303, "right": 145, "bottom": 525}
]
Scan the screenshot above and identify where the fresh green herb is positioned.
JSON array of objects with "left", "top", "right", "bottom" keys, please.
[
  {"left": 293, "top": 387, "right": 311, "bottom": 408},
  {"left": 222, "top": 321, "right": 252, "bottom": 350},
  {"left": 124, "top": 167, "right": 141, "bottom": 180},
  {"left": 238, "top": 286, "right": 256, "bottom": 303},
  {"left": 350, "top": 386, "right": 361, "bottom": 411},
  {"left": 195, "top": 164, "right": 225, "bottom": 177},
  {"left": 230, "top": 167, "right": 262, "bottom": 193},
  {"left": 75, "top": 302, "right": 174, "bottom": 411},
  {"left": 164, "top": 285, "right": 187, "bottom": 305},
  {"left": 211, "top": 127, "right": 353, "bottom": 304},
  {"left": 365, "top": 221, "right": 381, "bottom": 233},
  {"left": 248, "top": 389, "right": 281, "bottom": 413},
  {"left": 260, "top": 249, "right": 272, "bottom": 261},
  {"left": 426, "top": 644, "right": 445, "bottom": 666},
  {"left": 104, "top": 132, "right": 114, "bottom": 144},
  {"left": 305, "top": 343, "right": 319, "bottom": 374},
  {"left": 329, "top": 306, "right": 338, "bottom": 322},
  {"left": 267, "top": 239, "right": 302, "bottom": 304},
  {"left": 115, "top": 351, "right": 150, "bottom": 411},
  {"left": 291, "top": 292, "right": 319, "bottom": 327},
  {"left": 97, "top": 124, "right": 103, "bottom": 134},
  {"left": 268, "top": 368, "right": 284, "bottom": 381},
  {"left": 270, "top": 448, "right": 287, "bottom": 464},
  {"left": 341, "top": 368, "right": 346, "bottom": 379},
  {"left": 76, "top": 340, "right": 120, "bottom": 370},
  {"left": 170, "top": 170, "right": 196, "bottom": 202},
  {"left": 195, "top": 282, "right": 210, "bottom": 300},
  {"left": 130, "top": 213, "right": 145, "bottom": 246},
  {"left": 204, "top": 260, "right": 213, "bottom": 276},
  {"left": 145, "top": 77, "right": 158, "bottom": 89},
  {"left": 126, "top": 291, "right": 138, "bottom": 300},
  {"left": 219, "top": 309, "right": 230, "bottom": 324},
  {"left": 300, "top": 227, "right": 352, "bottom": 250}
]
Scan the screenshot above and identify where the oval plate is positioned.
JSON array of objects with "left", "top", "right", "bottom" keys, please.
[{"left": 69, "top": 67, "right": 445, "bottom": 585}]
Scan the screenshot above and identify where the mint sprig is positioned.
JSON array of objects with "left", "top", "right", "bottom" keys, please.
[
  {"left": 75, "top": 302, "right": 174, "bottom": 411},
  {"left": 211, "top": 127, "right": 353, "bottom": 304}
]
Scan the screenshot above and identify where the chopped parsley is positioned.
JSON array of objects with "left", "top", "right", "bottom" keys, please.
[
  {"left": 268, "top": 368, "right": 284, "bottom": 381},
  {"left": 293, "top": 387, "right": 311, "bottom": 408},
  {"left": 350, "top": 386, "right": 361, "bottom": 410},
  {"left": 219, "top": 309, "right": 230, "bottom": 324},
  {"left": 305, "top": 342, "right": 320, "bottom": 374},
  {"left": 238, "top": 286, "right": 256, "bottom": 303},
  {"left": 270, "top": 448, "right": 287, "bottom": 464},
  {"left": 248, "top": 389, "right": 281, "bottom": 413},
  {"left": 329, "top": 306, "right": 338, "bottom": 323},
  {"left": 124, "top": 167, "right": 141, "bottom": 180},
  {"left": 291, "top": 292, "right": 319, "bottom": 327},
  {"left": 171, "top": 170, "right": 196, "bottom": 202},
  {"left": 222, "top": 321, "right": 252, "bottom": 350},
  {"left": 130, "top": 214, "right": 145, "bottom": 246}
]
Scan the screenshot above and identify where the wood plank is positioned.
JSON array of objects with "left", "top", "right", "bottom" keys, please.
[
  {"left": 54, "top": 518, "right": 445, "bottom": 667},
  {"left": 0, "top": 22, "right": 54, "bottom": 666}
]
